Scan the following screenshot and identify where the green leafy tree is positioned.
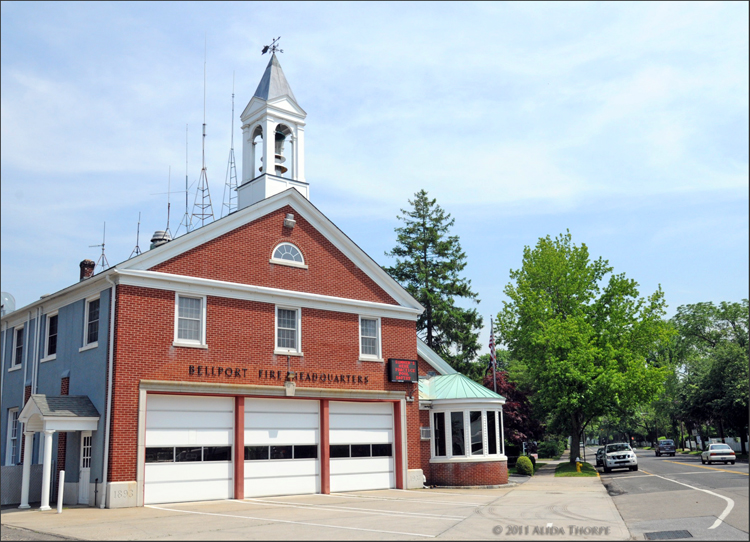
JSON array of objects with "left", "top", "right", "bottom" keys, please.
[
  {"left": 672, "top": 300, "right": 749, "bottom": 452},
  {"left": 385, "top": 189, "right": 482, "bottom": 371},
  {"left": 497, "top": 231, "right": 672, "bottom": 463}
]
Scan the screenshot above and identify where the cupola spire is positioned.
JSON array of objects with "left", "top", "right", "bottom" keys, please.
[{"left": 237, "top": 43, "right": 308, "bottom": 210}]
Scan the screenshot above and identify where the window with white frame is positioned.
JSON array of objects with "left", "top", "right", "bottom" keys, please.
[
  {"left": 44, "top": 313, "right": 58, "bottom": 359},
  {"left": 431, "top": 409, "right": 503, "bottom": 460},
  {"left": 270, "top": 243, "right": 307, "bottom": 268},
  {"left": 175, "top": 294, "right": 206, "bottom": 346},
  {"left": 5, "top": 408, "right": 19, "bottom": 466},
  {"left": 359, "top": 317, "right": 381, "bottom": 359},
  {"left": 12, "top": 326, "right": 24, "bottom": 367},
  {"left": 84, "top": 297, "right": 100, "bottom": 346},
  {"left": 275, "top": 306, "right": 301, "bottom": 354}
]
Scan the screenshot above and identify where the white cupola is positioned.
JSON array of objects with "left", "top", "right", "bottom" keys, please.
[{"left": 238, "top": 54, "right": 308, "bottom": 210}]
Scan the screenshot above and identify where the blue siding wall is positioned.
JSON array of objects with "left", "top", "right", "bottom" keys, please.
[{"left": 1, "top": 287, "right": 110, "bottom": 484}]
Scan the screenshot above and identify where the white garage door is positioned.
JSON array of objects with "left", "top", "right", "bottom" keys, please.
[
  {"left": 244, "top": 398, "right": 319, "bottom": 497},
  {"left": 330, "top": 401, "right": 394, "bottom": 492},
  {"left": 144, "top": 394, "right": 234, "bottom": 504}
]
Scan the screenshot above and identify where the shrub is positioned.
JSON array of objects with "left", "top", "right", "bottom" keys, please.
[
  {"left": 516, "top": 455, "right": 534, "bottom": 476},
  {"left": 527, "top": 454, "right": 536, "bottom": 469},
  {"left": 538, "top": 440, "right": 562, "bottom": 458}
]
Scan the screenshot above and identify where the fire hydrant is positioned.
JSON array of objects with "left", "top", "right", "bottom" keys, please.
[{"left": 575, "top": 457, "right": 582, "bottom": 473}]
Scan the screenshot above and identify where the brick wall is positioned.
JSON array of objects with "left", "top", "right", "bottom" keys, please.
[
  {"left": 429, "top": 460, "right": 508, "bottom": 486},
  {"left": 107, "top": 284, "right": 419, "bottom": 482},
  {"left": 150, "top": 205, "right": 398, "bottom": 306}
]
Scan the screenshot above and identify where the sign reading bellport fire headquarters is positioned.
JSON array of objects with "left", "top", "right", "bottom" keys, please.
[{"left": 388, "top": 358, "right": 418, "bottom": 383}]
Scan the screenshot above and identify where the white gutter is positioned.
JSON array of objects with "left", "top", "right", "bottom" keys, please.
[{"left": 101, "top": 274, "right": 117, "bottom": 508}]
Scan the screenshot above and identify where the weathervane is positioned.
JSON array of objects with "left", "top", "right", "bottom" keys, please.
[{"left": 262, "top": 37, "right": 283, "bottom": 55}]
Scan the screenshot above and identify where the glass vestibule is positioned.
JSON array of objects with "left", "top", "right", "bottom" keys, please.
[{"left": 432, "top": 408, "right": 504, "bottom": 459}]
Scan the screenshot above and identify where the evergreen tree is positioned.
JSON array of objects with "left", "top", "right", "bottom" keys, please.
[{"left": 385, "top": 189, "right": 482, "bottom": 370}]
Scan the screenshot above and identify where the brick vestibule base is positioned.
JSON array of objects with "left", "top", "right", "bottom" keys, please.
[{"left": 428, "top": 460, "right": 508, "bottom": 486}]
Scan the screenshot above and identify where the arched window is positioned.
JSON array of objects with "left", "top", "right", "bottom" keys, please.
[{"left": 270, "top": 243, "right": 307, "bottom": 268}]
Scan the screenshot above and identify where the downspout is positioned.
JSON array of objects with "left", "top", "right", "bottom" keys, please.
[
  {"left": 32, "top": 306, "right": 41, "bottom": 394},
  {"left": 22, "top": 311, "right": 31, "bottom": 406},
  {"left": 101, "top": 273, "right": 117, "bottom": 508},
  {"left": 1, "top": 321, "right": 7, "bottom": 405}
]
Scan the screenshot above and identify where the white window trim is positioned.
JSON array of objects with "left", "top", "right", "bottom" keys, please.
[
  {"left": 11, "top": 324, "right": 24, "bottom": 370},
  {"left": 5, "top": 408, "right": 19, "bottom": 466},
  {"left": 269, "top": 243, "right": 308, "bottom": 269},
  {"left": 358, "top": 315, "right": 383, "bottom": 362},
  {"left": 173, "top": 293, "right": 208, "bottom": 348},
  {"left": 82, "top": 295, "right": 100, "bottom": 349},
  {"left": 274, "top": 305, "right": 302, "bottom": 356},
  {"left": 430, "top": 408, "right": 505, "bottom": 462},
  {"left": 41, "top": 311, "right": 58, "bottom": 362}
]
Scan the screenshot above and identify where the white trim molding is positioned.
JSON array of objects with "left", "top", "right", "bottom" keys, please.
[
  {"left": 41, "top": 311, "right": 58, "bottom": 362},
  {"left": 173, "top": 292, "right": 208, "bottom": 348},
  {"left": 83, "top": 295, "right": 101, "bottom": 348},
  {"left": 275, "top": 305, "right": 302, "bottom": 356},
  {"left": 358, "top": 315, "right": 383, "bottom": 362}
]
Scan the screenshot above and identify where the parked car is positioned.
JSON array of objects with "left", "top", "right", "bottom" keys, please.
[
  {"left": 595, "top": 447, "right": 605, "bottom": 467},
  {"left": 602, "top": 443, "right": 638, "bottom": 473},
  {"left": 655, "top": 439, "right": 676, "bottom": 457},
  {"left": 701, "top": 443, "right": 736, "bottom": 465}
]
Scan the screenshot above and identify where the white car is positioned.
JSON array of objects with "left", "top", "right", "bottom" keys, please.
[
  {"left": 701, "top": 443, "right": 736, "bottom": 465},
  {"left": 602, "top": 443, "right": 638, "bottom": 473}
]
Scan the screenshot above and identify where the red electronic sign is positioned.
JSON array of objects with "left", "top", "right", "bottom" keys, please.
[{"left": 388, "top": 358, "right": 417, "bottom": 383}]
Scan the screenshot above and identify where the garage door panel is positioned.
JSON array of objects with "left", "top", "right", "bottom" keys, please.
[
  {"left": 330, "top": 401, "right": 391, "bottom": 415},
  {"left": 147, "top": 410, "right": 234, "bottom": 430},
  {"left": 329, "top": 429, "right": 392, "bottom": 445},
  {"left": 145, "top": 461, "right": 233, "bottom": 483},
  {"left": 245, "top": 429, "right": 318, "bottom": 445},
  {"left": 245, "top": 458, "right": 318, "bottom": 478},
  {"left": 330, "top": 471, "right": 394, "bottom": 493},
  {"left": 149, "top": 394, "right": 233, "bottom": 412},
  {"left": 330, "top": 457, "right": 393, "bottom": 475},
  {"left": 146, "top": 429, "right": 233, "bottom": 447},
  {"left": 245, "top": 412, "right": 319, "bottom": 430},
  {"left": 145, "top": 478, "right": 234, "bottom": 504},
  {"left": 329, "top": 413, "right": 392, "bottom": 430},
  {"left": 245, "top": 398, "right": 319, "bottom": 414}
]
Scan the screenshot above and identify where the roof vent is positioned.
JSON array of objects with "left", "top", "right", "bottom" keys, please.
[{"left": 150, "top": 230, "right": 172, "bottom": 250}]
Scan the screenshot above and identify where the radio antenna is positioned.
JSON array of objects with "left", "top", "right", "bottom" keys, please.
[
  {"left": 176, "top": 124, "right": 192, "bottom": 236},
  {"left": 221, "top": 71, "right": 238, "bottom": 217},
  {"left": 89, "top": 222, "right": 110, "bottom": 272},
  {"left": 190, "top": 33, "right": 215, "bottom": 229},
  {"left": 129, "top": 212, "right": 142, "bottom": 258}
]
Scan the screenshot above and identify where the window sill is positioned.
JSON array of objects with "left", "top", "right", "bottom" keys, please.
[
  {"left": 274, "top": 350, "right": 303, "bottom": 357},
  {"left": 359, "top": 357, "right": 384, "bottom": 363},
  {"left": 173, "top": 341, "right": 208, "bottom": 349},
  {"left": 40, "top": 355, "right": 57, "bottom": 363},
  {"left": 79, "top": 342, "right": 98, "bottom": 352},
  {"left": 269, "top": 259, "right": 308, "bottom": 270},
  {"left": 7, "top": 365, "right": 22, "bottom": 372},
  {"left": 430, "top": 454, "right": 507, "bottom": 463}
]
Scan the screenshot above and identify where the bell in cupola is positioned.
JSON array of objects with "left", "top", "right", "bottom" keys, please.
[{"left": 259, "top": 125, "right": 292, "bottom": 176}]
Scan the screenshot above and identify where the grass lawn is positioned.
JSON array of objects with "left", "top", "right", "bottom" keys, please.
[{"left": 555, "top": 461, "right": 598, "bottom": 477}]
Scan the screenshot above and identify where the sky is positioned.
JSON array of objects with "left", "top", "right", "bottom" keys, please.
[{"left": 1, "top": 1, "right": 748, "bottom": 354}]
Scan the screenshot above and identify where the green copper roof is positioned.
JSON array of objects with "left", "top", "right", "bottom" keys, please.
[{"left": 418, "top": 373, "right": 505, "bottom": 401}]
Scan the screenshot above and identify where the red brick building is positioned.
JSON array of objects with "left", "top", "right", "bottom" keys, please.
[{"left": 3, "top": 54, "right": 507, "bottom": 510}]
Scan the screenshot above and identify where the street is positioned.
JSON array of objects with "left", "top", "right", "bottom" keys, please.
[{"left": 593, "top": 446, "right": 749, "bottom": 540}]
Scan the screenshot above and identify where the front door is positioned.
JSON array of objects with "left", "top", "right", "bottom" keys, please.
[{"left": 78, "top": 431, "right": 92, "bottom": 504}]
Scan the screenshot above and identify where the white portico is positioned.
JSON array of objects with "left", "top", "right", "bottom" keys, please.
[
  {"left": 17, "top": 395, "right": 99, "bottom": 510},
  {"left": 238, "top": 53, "right": 308, "bottom": 209}
]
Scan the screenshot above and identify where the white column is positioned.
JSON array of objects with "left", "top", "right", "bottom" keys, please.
[
  {"left": 296, "top": 126, "right": 305, "bottom": 183},
  {"left": 262, "top": 118, "right": 276, "bottom": 176},
  {"left": 19, "top": 431, "right": 34, "bottom": 509},
  {"left": 40, "top": 429, "right": 54, "bottom": 511},
  {"left": 289, "top": 136, "right": 296, "bottom": 180},
  {"left": 500, "top": 407, "right": 505, "bottom": 456},
  {"left": 241, "top": 124, "right": 251, "bottom": 184}
]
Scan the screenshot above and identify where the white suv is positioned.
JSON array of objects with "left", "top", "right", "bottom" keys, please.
[{"left": 602, "top": 443, "right": 638, "bottom": 473}]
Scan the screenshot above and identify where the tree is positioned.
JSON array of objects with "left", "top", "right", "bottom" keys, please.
[
  {"left": 385, "top": 189, "right": 483, "bottom": 370},
  {"left": 672, "top": 300, "right": 749, "bottom": 452},
  {"left": 496, "top": 231, "right": 672, "bottom": 463},
  {"left": 483, "top": 370, "right": 543, "bottom": 446}
]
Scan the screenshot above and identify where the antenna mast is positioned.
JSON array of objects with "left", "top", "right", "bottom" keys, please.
[
  {"left": 221, "top": 71, "right": 238, "bottom": 217},
  {"left": 190, "top": 34, "right": 215, "bottom": 229},
  {"left": 89, "top": 222, "right": 110, "bottom": 273},
  {"left": 176, "top": 124, "right": 192, "bottom": 236},
  {"left": 129, "top": 212, "right": 142, "bottom": 258}
]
